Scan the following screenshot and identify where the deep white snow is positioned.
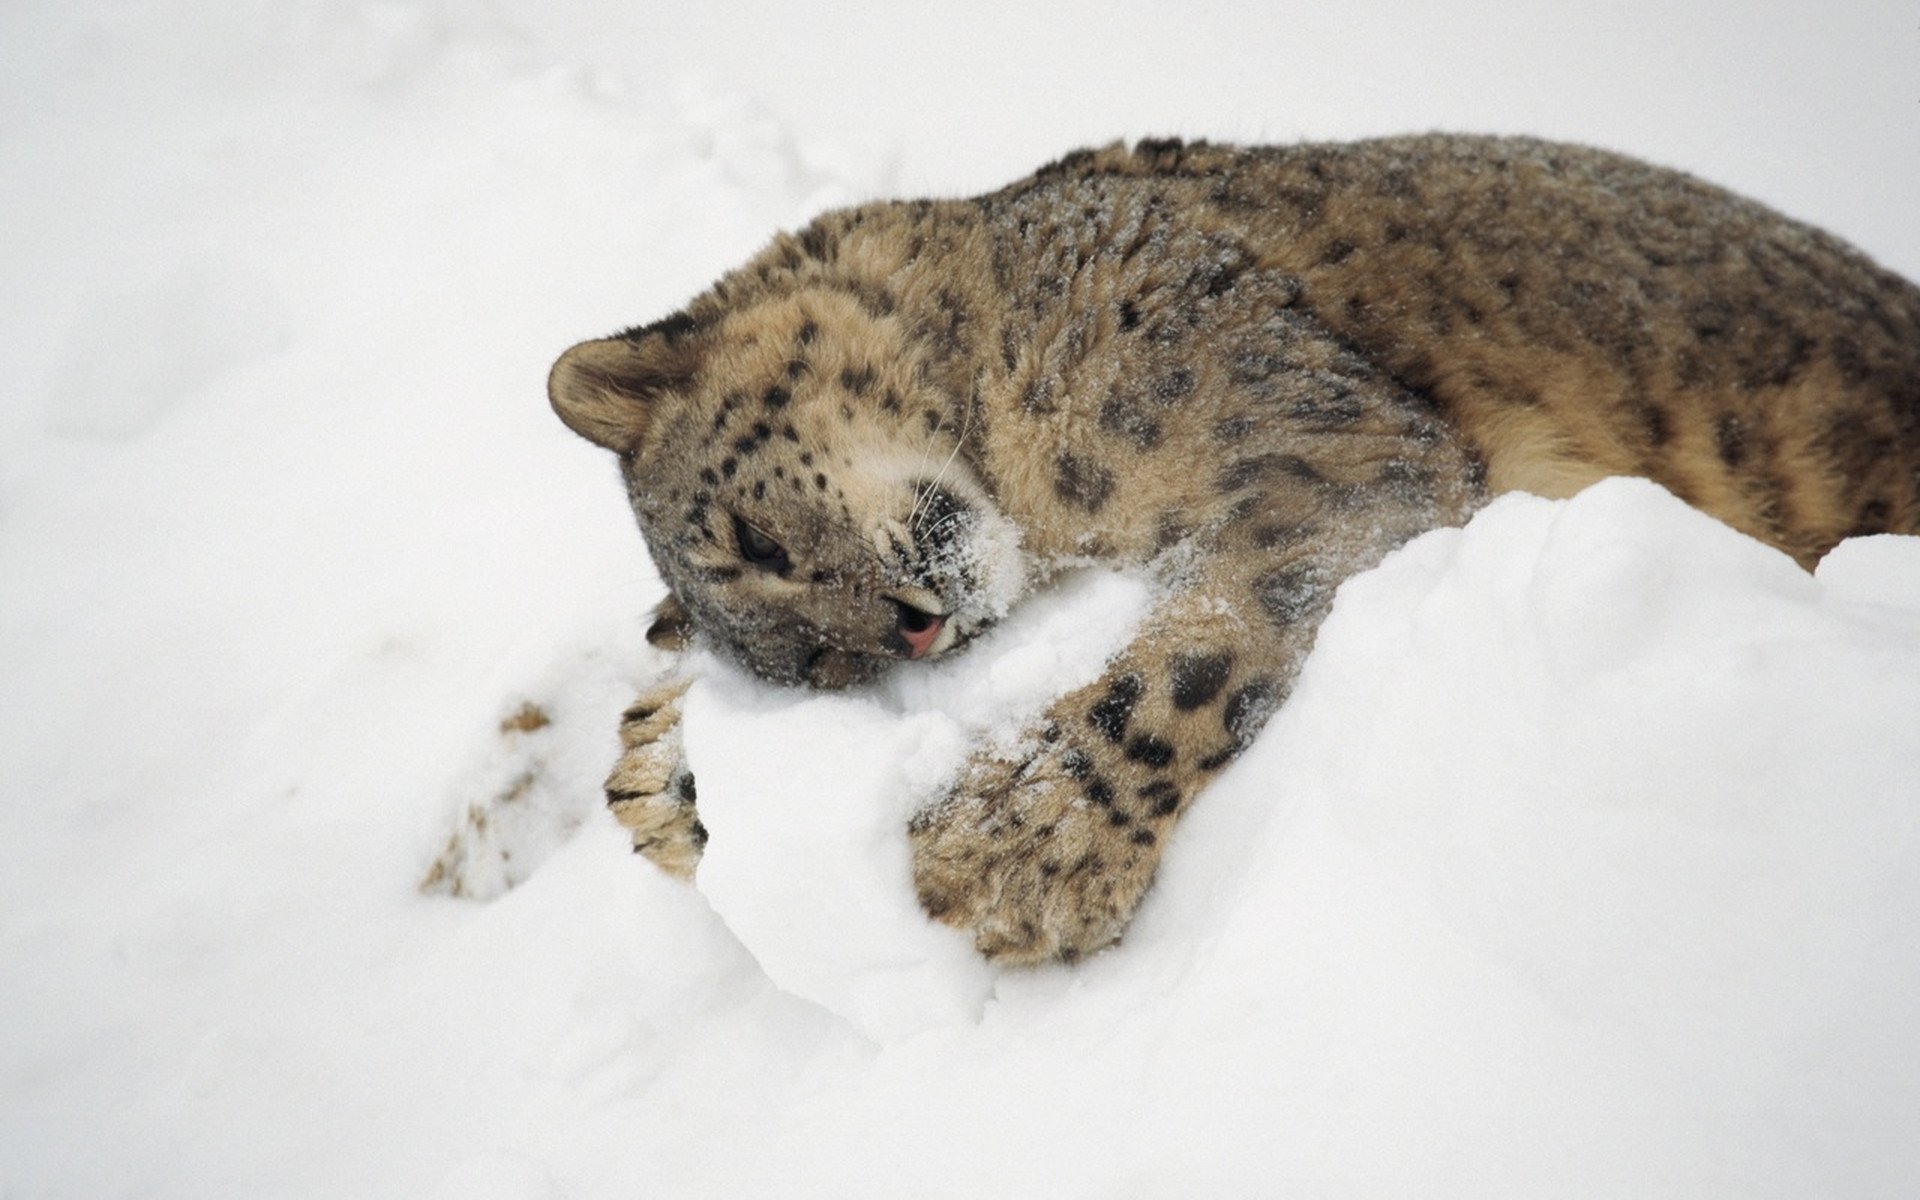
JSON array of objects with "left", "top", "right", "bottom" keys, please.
[{"left": 3, "top": 3, "right": 1918, "bottom": 1197}]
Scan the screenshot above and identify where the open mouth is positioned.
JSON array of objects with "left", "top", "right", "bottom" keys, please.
[{"left": 888, "top": 591, "right": 956, "bottom": 660}]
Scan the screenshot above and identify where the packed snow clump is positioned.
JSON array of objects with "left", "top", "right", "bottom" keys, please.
[{"left": 684, "top": 569, "right": 1153, "bottom": 1040}]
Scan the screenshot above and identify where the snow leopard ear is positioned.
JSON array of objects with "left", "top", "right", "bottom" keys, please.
[
  {"left": 645, "top": 592, "right": 693, "bottom": 650},
  {"left": 548, "top": 313, "right": 701, "bottom": 455}
]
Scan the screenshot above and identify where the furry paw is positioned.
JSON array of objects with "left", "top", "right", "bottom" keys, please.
[
  {"left": 605, "top": 677, "right": 705, "bottom": 880},
  {"left": 909, "top": 740, "right": 1162, "bottom": 964}
]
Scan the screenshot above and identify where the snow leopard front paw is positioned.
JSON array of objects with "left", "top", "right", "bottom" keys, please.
[
  {"left": 605, "top": 677, "right": 704, "bottom": 880},
  {"left": 908, "top": 736, "right": 1164, "bottom": 965}
]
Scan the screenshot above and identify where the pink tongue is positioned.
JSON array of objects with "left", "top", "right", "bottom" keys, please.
[{"left": 902, "top": 616, "right": 946, "bottom": 659}]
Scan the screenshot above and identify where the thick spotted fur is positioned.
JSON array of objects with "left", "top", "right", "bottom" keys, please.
[{"left": 551, "top": 135, "right": 1920, "bottom": 964}]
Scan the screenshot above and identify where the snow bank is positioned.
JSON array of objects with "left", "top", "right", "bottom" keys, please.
[{"left": 606, "top": 479, "right": 1920, "bottom": 1198}]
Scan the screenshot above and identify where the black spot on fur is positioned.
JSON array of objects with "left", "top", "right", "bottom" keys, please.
[
  {"left": 1151, "top": 367, "right": 1196, "bottom": 403},
  {"left": 1054, "top": 452, "right": 1115, "bottom": 512},
  {"left": 1169, "top": 652, "right": 1233, "bottom": 710},
  {"left": 1217, "top": 452, "right": 1321, "bottom": 494},
  {"left": 1745, "top": 331, "right": 1817, "bottom": 391},
  {"left": 1287, "top": 382, "right": 1367, "bottom": 428},
  {"left": 1375, "top": 458, "right": 1438, "bottom": 496},
  {"left": 1253, "top": 562, "right": 1328, "bottom": 626},
  {"left": 1085, "top": 776, "right": 1115, "bottom": 806},
  {"left": 1201, "top": 254, "right": 1248, "bottom": 297},
  {"left": 925, "top": 288, "right": 974, "bottom": 359},
  {"left": 1118, "top": 299, "right": 1142, "bottom": 330},
  {"left": 1060, "top": 747, "right": 1093, "bottom": 779},
  {"left": 1088, "top": 673, "right": 1144, "bottom": 743},
  {"left": 1154, "top": 510, "right": 1192, "bottom": 550},
  {"left": 763, "top": 386, "right": 790, "bottom": 409},
  {"left": 1853, "top": 497, "right": 1892, "bottom": 534},
  {"left": 1830, "top": 336, "right": 1869, "bottom": 384},
  {"left": 796, "top": 320, "right": 818, "bottom": 346},
  {"left": 1125, "top": 734, "right": 1175, "bottom": 768},
  {"left": 849, "top": 281, "right": 896, "bottom": 317},
  {"left": 1213, "top": 415, "right": 1257, "bottom": 443},
  {"left": 1223, "top": 678, "right": 1280, "bottom": 742},
  {"left": 1462, "top": 450, "right": 1490, "bottom": 494},
  {"left": 1138, "top": 779, "right": 1181, "bottom": 816},
  {"left": 1196, "top": 746, "right": 1237, "bottom": 772},
  {"left": 1634, "top": 402, "right": 1672, "bottom": 448},
  {"left": 1130, "top": 828, "right": 1157, "bottom": 846},
  {"left": 1022, "top": 376, "right": 1057, "bottom": 414},
  {"left": 1715, "top": 413, "right": 1748, "bottom": 468},
  {"left": 1098, "top": 395, "right": 1162, "bottom": 450},
  {"left": 1319, "top": 238, "right": 1357, "bottom": 265},
  {"left": 840, "top": 367, "right": 875, "bottom": 395},
  {"left": 1687, "top": 295, "right": 1736, "bottom": 343}
]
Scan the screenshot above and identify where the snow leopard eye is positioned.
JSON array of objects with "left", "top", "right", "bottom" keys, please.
[{"left": 731, "top": 514, "right": 789, "bottom": 572}]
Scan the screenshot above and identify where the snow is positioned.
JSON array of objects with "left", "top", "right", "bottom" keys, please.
[
  {"left": 686, "top": 569, "right": 1153, "bottom": 1041},
  {"left": 3, "top": 2, "right": 1919, "bottom": 1196}
]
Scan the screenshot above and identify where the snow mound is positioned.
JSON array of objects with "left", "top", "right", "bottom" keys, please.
[
  {"left": 659, "top": 478, "right": 1920, "bottom": 1200},
  {"left": 1264, "top": 480, "right": 1920, "bottom": 1050},
  {"left": 532, "top": 475, "right": 1919, "bottom": 1195}
]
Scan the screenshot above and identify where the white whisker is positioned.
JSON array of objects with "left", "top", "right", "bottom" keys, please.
[{"left": 909, "top": 395, "right": 978, "bottom": 535}]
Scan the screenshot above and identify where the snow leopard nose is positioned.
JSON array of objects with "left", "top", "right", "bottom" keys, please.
[{"left": 890, "top": 598, "right": 948, "bottom": 659}]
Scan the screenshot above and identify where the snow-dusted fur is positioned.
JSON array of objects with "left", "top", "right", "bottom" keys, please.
[{"left": 552, "top": 135, "right": 1920, "bottom": 964}]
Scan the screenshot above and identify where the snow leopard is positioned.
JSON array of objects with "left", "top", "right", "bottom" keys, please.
[{"left": 549, "top": 135, "right": 1920, "bottom": 963}]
